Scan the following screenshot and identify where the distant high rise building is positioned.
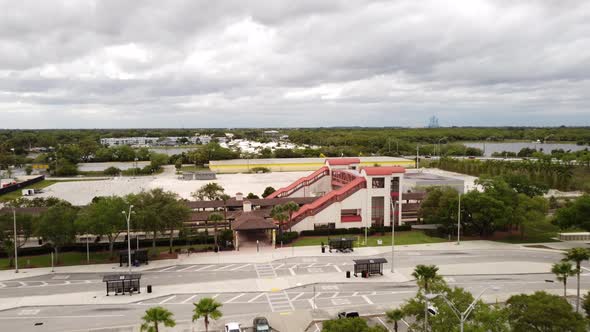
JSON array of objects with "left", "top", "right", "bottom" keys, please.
[{"left": 428, "top": 116, "right": 440, "bottom": 128}]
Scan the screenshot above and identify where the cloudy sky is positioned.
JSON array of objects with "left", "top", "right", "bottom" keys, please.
[{"left": 0, "top": 0, "right": 589, "bottom": 128}]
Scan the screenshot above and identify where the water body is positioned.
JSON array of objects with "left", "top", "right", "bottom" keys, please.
[{"left": 464, "top": 142, "right": 589, "bottom": 157}]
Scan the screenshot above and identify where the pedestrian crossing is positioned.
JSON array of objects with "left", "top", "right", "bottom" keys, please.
[
  {"left": 266, "top": 291, "right": 294, "bottom": 312},
  {"left": 152, "top": 262, "right": 351, "bottom": 273},
  {"left": 255, "top": 263, "right": 277, "bottom": 278}
]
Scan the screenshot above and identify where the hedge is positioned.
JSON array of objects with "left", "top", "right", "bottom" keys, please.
[{"left": 299, "top": 225, "right": 411, "bottom": 237}]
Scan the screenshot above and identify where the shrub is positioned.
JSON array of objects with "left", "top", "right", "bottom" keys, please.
[
  {"left": 251, "top": 167, "right": 271, "bottom": 173},
  {"left": 278, "top": 231, "right": 299, "bottom": 244},
  {"left": 104, "top": 166, "right": 121, "bottom": 176}
]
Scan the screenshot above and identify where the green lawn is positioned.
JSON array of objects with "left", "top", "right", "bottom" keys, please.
[
  {"left": 292, "top": 230, "right": 447, "bottom": 247},
  {"left": 180, "top": 165, "right": 209, "bottom": 172},
  {"left": 0, "top": 180, "right": 60, "bottom": 202}
]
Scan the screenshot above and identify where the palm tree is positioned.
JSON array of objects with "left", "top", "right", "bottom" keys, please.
[
  {"left": 270, "top": 205, "right": 288, "bottom": 243},
  {"left": 208, "top": 213, "right": 224, "bottom": 251},
  {"left": 563, "top": 247, "right": 590, "bottom": 312},
  {"left": 219, "top": 193, "right": 231, "bottom": 230},
  {"left": 412, "top": 264, "right": 442, "bottom": 293},
  {"left": 386, "top": 308, "right": 404, "bottom": 332},
  {"left": 140, "top": 306, "right": 175, "bottom": 332},
  {"left": 552, "top": 261, "right": 576, "bottom": 298},
  {"left": 192, "top": 297, "right": 223, "bottom": 332},
  {"left": 283, "top": 201, "right": 300, "bottom": 232}
]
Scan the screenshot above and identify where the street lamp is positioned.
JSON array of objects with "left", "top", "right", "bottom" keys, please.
[
  {"left": 437, "top": 137, "right": 448, "bottom": 158},
  {"left": 122, "top": 205, "right": 134, "bottom": 273},
  {"left": 457, "top": 193, "right": 461, "bottom": 245},
  {"left": 425, "top": 286, "right": 500, "bottom": 332},
  {"left": 12, "top": 207, "right": 18, "bottom": 273},
  {"left": 390, "top": 200, "right": 397, "bottom": 273}
]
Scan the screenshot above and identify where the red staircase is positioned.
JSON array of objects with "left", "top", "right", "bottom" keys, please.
[
  {"left": 266, "top": 166, "right": 330, "bottom": 199},
  {"left": 286, "top": 177, "right": 367, "bottom": 229},
  {"left": 331, "top": 170, "right": 358, "bottom": 187}
]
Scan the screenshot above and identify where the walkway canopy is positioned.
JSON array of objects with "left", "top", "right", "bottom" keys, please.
[{"left": 232, "top": 211, "right": 277, "bottom": 231}]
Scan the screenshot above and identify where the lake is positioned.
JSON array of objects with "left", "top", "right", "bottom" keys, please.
[{"left": 463, "top": 142, "right": 589, "bottom": 157}]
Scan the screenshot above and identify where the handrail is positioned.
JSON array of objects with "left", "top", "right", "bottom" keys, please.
[
  {"left": 266, "top": 166, "right": 330, "bottom": 199},
  {"left": 331, "top": 170, "right": 359, "bottom": 186},
  {"left": 287, "top": 177, "right": 367, "bottom": 229}
]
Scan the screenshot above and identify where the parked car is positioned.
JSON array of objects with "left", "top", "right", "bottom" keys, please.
[
  {"left": 225, "top": 322, "right": 241, "bottom": 332},
  {"left": 338, "top": 311, "right": 360, "bottom": 319},
  {"left": 253, "top": 317, "right": 270, "bottom": 332}
]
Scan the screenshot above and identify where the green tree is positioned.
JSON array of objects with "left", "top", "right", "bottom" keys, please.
[
  {"left": 0, "top": 211, "right": 34, "bottom": 268},
  {"left": 192, "top": 297, "right": 223, "bottom": 332},
  {"left": 385, "top": 309, "right": 404, "bottom": 332},
  {"left": 150, "top": 153, "right": 169, "bottom": 171},
  {"left": 506, "top": 291, "right": 586, "bottom": 332},
  {"left": 552, "top": 261, "right": 576, "bottom": 298},
  {"left": 411, "top": 264, "right": 443, "bottom": 293},
  {"left": 24, "top": 165, "right": 33, "bottom": 175},
  {"left": 554, "top": 195, "right": 590, "bottom": 232},
  {"left": 35, "top": 202, "right": 77, "bottom": 263},
  {"left": 140, "top": 306, "right": 176, "bottom": 332},
  {"left": 103, "top": 166, "right": 121, "bottom": 176},
  {"left": 283, "top": 201, "right": 300, "bottom": 232},
  {"left": 76, "top": 196, "right": 128, "bottom": 258},
  {"left": 582, "top": 291, "right": 590, "bottom": 317},
  {"left": 193, "top": 182, "right": 225, "bottom": 201},
  {"left": 562, "top": 247, "right": 590, "bottom": 312},
  {"left": 270, "top": 205, "right": 288, "bottom": 242},
  {"left": 208, "top": 213, "right": 224, "bottom": 250},
  {"left": 160, "top": 195, "right": 191, "bottom": 253},
  {"left": 262, "top": 186, "right": 275, "bottom": 198},
  {"left": 322, "top": 317, "right": 386, "bottom": 332}
]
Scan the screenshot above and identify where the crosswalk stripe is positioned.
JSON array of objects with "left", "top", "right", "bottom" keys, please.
[
  {"left": 158, "top": 266, "right": 178, "bottom": 272},
  {"left": 230, "top": 264, "right": 250, "bottom": 271},
  {"left": 194, "top": 265, "right": 213, "bottom": 271},
  {"left": 225, "top": 294, "right": 245, "bottom": 303},
  {"left": 181, "top": 295, "right": 199, "bottom": 304},
  {"left": 248, "top": 293, "right": 266, "bottom": 303},
  {"left": 214, "top": 264, "right": 236, "bottom": 271},
  {"left": 362, "top": 295, "right": 374, "bottom": 304},
  {"left": 158, "top": 295, "right": 176, "bottom": 304},
  {"left": 177, "top": 265, "right": 198, "bottom": 272}
]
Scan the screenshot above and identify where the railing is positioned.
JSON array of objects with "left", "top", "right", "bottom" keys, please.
[
  {"left": 331, "top": 170, "right": 358, "bottom": 187},
  {"left": 287, "top": 177, "right": 367, "bottom": 229},
  {"left": 266, "top": 166, "right": 330, "bottom": 199}
]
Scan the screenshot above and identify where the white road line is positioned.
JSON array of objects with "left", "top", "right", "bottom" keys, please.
[
  {"left": 376, "top": 317, "right": 392, "bottom": 332},
  {"left": 289, "top": 268, "right": 296, "bottom": 276},
  {"left": 214, "top": 264, "right": 236, "bottom": 271},
  {"left": 290, "top": 292, "right": 305, "bottom": 301},
  {"left": 181, "top": 295, "right": 199, "bottom": 304},
  {"left": 18, "top": 282, "right": 26, "bottom": 287},
  {"left": 158, "top": 266, "right": 178, "bottom": 272},
  {"left": 0, "top": 282, "right": 5, "bottom": 288},
  {"left": 177, "top": 265, "right": 198, "bottom": 272},
  {"left": 248, "top": 293, "right": 266, "bottom": 303},
  {"left": 362, "top": 295, "right": 374, "bottom": 304},
  {"left": 308, "top": 298, "right": 316, "bottom": 309},
  {"left": 314, "top": 292, "right": 322, "bottom": 299},
  {"left": 333, "top": 265, "right": 342, "bottom": 273},
  {"left": 193, "top": 265, "right": 213, "bottom": 271},
  {"left": 158, "top": 295, "right": 176, "bottom": 304},
  {"left": 212, "top": 294, "right": 220, "bottom": 299},
  {"left": 225, "top": 294, "right": 245, "bottom": 303},
  {"left": 230, "top": 264, "right": 251, "bottom": 271},
  {"left": 352, "top": 292, "right": 359, "bottom": 296},
  {"left": 331, "top": 292, "right": 340, "bottom": 298},
  {"left": 274, "top": 263, "right": 285, "bottom": 269}
]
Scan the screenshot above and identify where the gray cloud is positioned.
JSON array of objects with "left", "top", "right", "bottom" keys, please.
[{"left": 0, "top": 0, "right": 589, "bottom": 128}]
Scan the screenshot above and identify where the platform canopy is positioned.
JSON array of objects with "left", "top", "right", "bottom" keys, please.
[{"left": 232, "top": 211, "right": 277, "bottom": 231}]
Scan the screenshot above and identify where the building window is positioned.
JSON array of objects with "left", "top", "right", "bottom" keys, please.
[
  {"left": 314, "top": 223, "right": 335, "bottom": 230},
  {"left": 391, "top": 177, "right": 400, "bottom": 192},
  {"left": 372, "top": 177, "right": 385, "bottom": 188}
]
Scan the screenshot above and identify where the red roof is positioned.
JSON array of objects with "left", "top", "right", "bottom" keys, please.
[
  {"left": 326, "top": 158, "right": 360, "bottom": 165},
  {"left": 362, "top": 166, "right": 406, "bottom": 176}
]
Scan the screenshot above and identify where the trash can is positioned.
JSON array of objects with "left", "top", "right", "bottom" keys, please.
[
  {"left": 321, "top": 246, "right": 325, "bottom": 253},
  {"left": 147, "top": 285, "right": 152, "bottom": 293},
  {"left": 346, "top": 271, "right": 351, "bottom": 278}
]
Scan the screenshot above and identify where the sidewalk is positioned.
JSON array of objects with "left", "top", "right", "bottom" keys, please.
[{"left": 0, "top": 240, "right": 546, "bottom": 281}]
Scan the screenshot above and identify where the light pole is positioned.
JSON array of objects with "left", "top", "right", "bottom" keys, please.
[
  {"left": 12, "top": 207, "right": 18, "bottom": 273},
  {"left": 122, "top": 205, "right": 134, "bottom": 273},
  {"left": 416, "top": 145, "right": 420, "bottom": 168},
  {"left": 86, "top": 233, "right": 90, "bottom": 264},
  {"left": 457, "top": 193, "right": 461, "bottom": 245},
  {"left": 426, "top": 286, "right": 499, "bottom": 332},
  {"left": 390, "top": 200, "right": 397, "bottom": 273},
  {"left": 134, "top": 157, "right": 138, "bottom": 178},
  {"left": 437, "top": 137, "right": 448, "bottom": 158}
]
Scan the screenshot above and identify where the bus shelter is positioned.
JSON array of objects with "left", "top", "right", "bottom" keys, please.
[
  {"left": 103, "top": 274, "right": 142, "bottom": 296},
  {"left": 353, "top": 258, "right": 387, "bottom": 277},
  {"left": 119, "top": 249, "right": 149, "bottom": 267},
  {"left": 328, "top": 237, "right": 355, "bottom": 253}
]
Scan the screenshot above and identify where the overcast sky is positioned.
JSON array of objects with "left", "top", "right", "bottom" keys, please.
[{"left": 0, "top": 0, "right": 589, "bottom": 128}]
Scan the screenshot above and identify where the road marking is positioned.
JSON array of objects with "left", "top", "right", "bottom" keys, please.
[
  {"left": 158, "top": 295, "right": 176, "bottom": 304},
  {"left": 212, "top": 294, "right": 220, "bottom": 299},
  {"left": 177, "top": 265, "right": 198, "bottom": 272},
  {"left": 352, "top": 292, "right": 359, "bottom": 296},
  {"left": 0, "top": 315, "right": 125, "bottom": 320},
  {"left": 225, "top": 294, "right": 245, "bottom": 303},
  {"left": 194, "top": 265, "right": 214, "bottom": 271},
  {"left": 274, "top": 263, "right": 285, "bottom": 270},
  {"left": 314, "top": 292, "right": 322, "bottom": 298},
  {"left": 308, "top": 298, "right": 316, "bottom": 309},
  {"left": 331, "top": 292, "right": 340, "bottom": 298},
  {"left": 308, "top": 268, "right": 324, "bottom": 273},
  {"left": 376, "top": 317, "right": 392, "bottom": 332},
  {"left": 51, "top": 275, "right": 70, "bottom": 280},
  {"left": 18, "top": 309, "right": 40, "bottom": 316},
  {"left": 17, "top": 282, "right": 26, "bottom": 287},
  {"left": 214, "top": 264, "right": 237, "bottom": 271},
  {"left": 181, "top": 295, "right": 199, "bottom": 304},
  {"left": 0, "top": 282, "right": 5, "bottom": 288},
  {"left": 331, "top": 298, "right": 351, "bottom": 305},
  {"left": 362, "top": 295, "right": 374, "bottom": 304},
  {"left": 321, "top": 285, "right": 339, "bottom": 291},
  {"left": 289, "top": 268, "right": 296, "bottom": 276},
  {"left": 248, "top": 293, "right": 266, "bottom": 303},
  {"left": 230, "top": 264, "right": 251, "bottom": 271},
  {"left": 333, "top": 265, "right": 342, "bottom": 273},
  {"left": 290, "top": 292, "right": 305, "bottom": 301},
  {"left": 158, "top": 266, "right": 178, "bottom": 272}
]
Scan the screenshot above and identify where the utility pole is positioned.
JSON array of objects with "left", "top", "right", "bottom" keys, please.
[{"left": 12, "top": 207, "right": 18, "bottom": 273}]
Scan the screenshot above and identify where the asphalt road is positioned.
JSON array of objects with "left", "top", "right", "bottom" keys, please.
[{"left": 1, "top": 248, "right": 588, "bottom": 332}]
